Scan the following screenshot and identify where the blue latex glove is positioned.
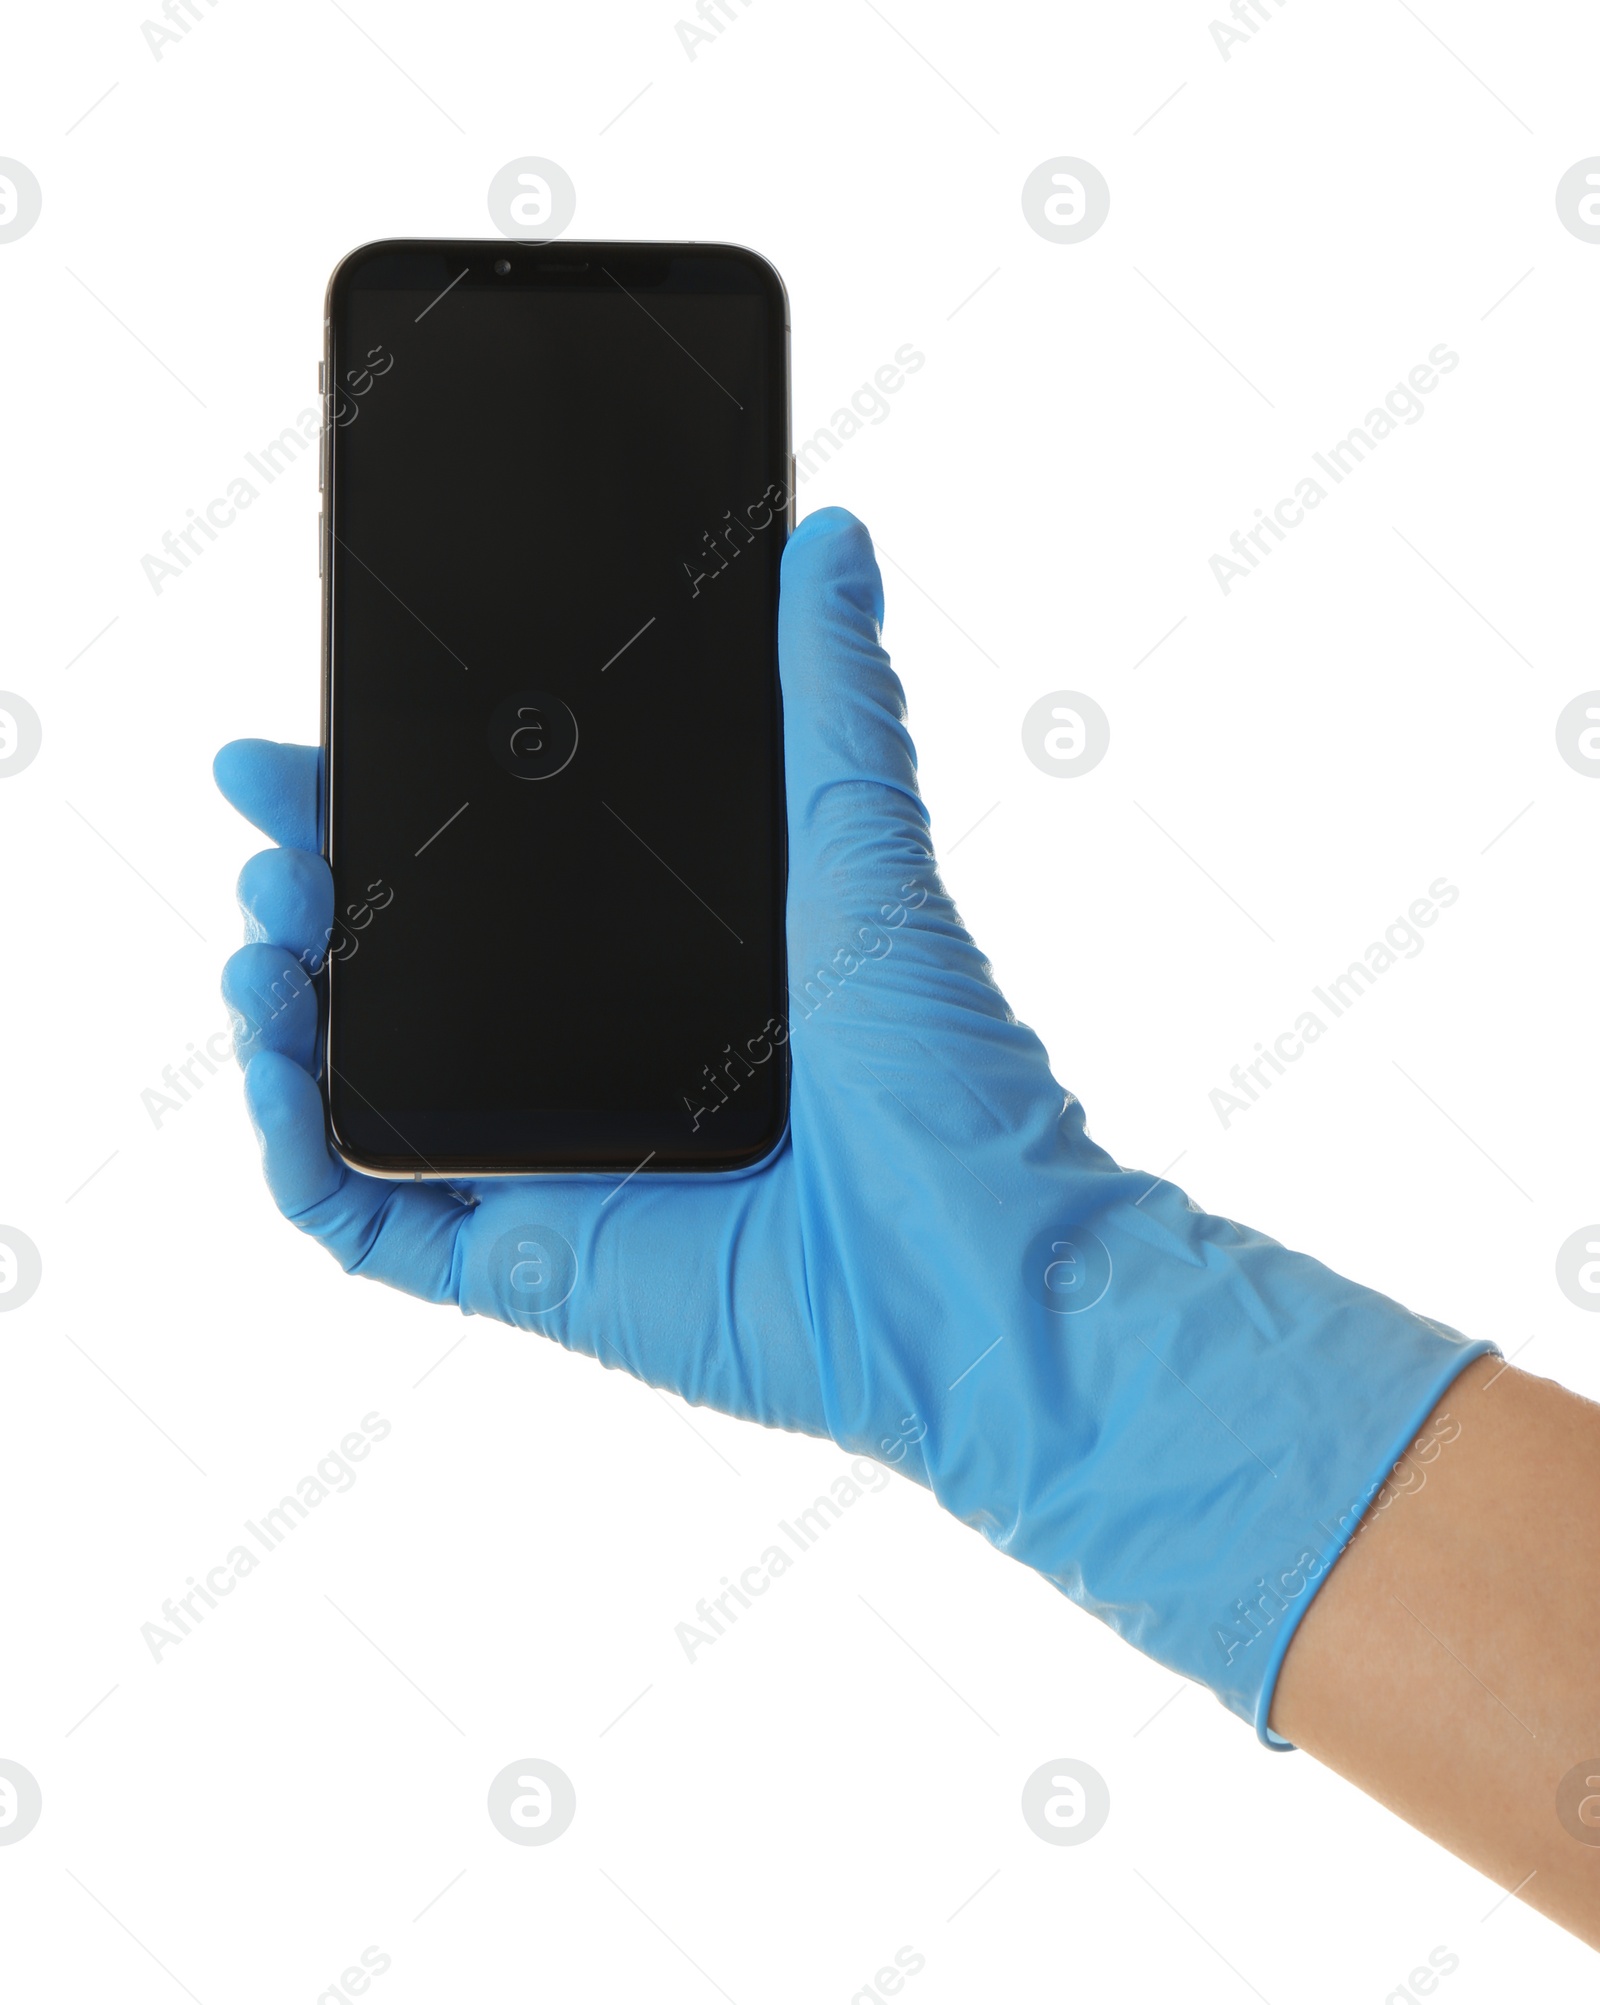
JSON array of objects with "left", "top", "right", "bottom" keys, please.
[{"left": 216, "top": 505, "right": 1494, "bottom": 1744}]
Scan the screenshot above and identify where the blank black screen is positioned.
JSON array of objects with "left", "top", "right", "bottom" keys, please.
[{"left": 324, "top": 244, "right": 789, "bottom": 1174}]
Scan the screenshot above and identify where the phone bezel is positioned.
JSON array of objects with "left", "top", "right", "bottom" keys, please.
[{"left": 320, "top": 239, "right": 793, "bottom": 1181}]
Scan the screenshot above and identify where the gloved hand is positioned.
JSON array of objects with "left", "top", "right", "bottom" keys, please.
[{"left": 216, "top": 505, "right": 1494, "bottom": 1744}]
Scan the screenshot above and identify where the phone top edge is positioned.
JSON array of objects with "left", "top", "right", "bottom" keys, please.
[{"left": 326, "top": 238, "right": 789, "bottom": 319}]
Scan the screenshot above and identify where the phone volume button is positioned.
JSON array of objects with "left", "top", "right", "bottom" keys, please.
[{"left": 318, "top": 513, "right": 324, "bottom": 578}]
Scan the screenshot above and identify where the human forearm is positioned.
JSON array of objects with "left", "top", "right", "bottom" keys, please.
[{"left": 1272, "top": 1356, "right": 1600, "bottom": 1949}]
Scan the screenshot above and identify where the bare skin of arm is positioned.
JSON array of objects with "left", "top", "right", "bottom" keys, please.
[{"left": 1271, "top": 1356, "right": 1600, "bottom": 1949}]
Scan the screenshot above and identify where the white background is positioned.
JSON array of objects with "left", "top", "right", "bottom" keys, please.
[{"left": 3, "top": 0, "right": 1598, "bottom": 1997}]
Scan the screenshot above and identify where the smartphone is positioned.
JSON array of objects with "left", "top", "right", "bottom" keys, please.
[{"left": 320, "top": 240, "right": 792, "bottom": 1178}]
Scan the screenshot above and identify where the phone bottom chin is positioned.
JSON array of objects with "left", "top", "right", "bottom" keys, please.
[{"left": 326, "top": 1098, "right": 786, "bottom": 1177}]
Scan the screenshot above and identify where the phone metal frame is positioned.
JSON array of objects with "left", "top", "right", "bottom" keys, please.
[{"left": 319, "top": 238, "right": 794, "bottom": 1183}]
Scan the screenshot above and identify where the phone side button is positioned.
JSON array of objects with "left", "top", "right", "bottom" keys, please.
[
  {"left": 317, "top": 513, "right": 324, "bottom": 578},
  {"left": 789, "top": 453, "right": 796, "bottom": 528},
  {"left": 318, "top": 359, "right": 326, "bottom": 393}
]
